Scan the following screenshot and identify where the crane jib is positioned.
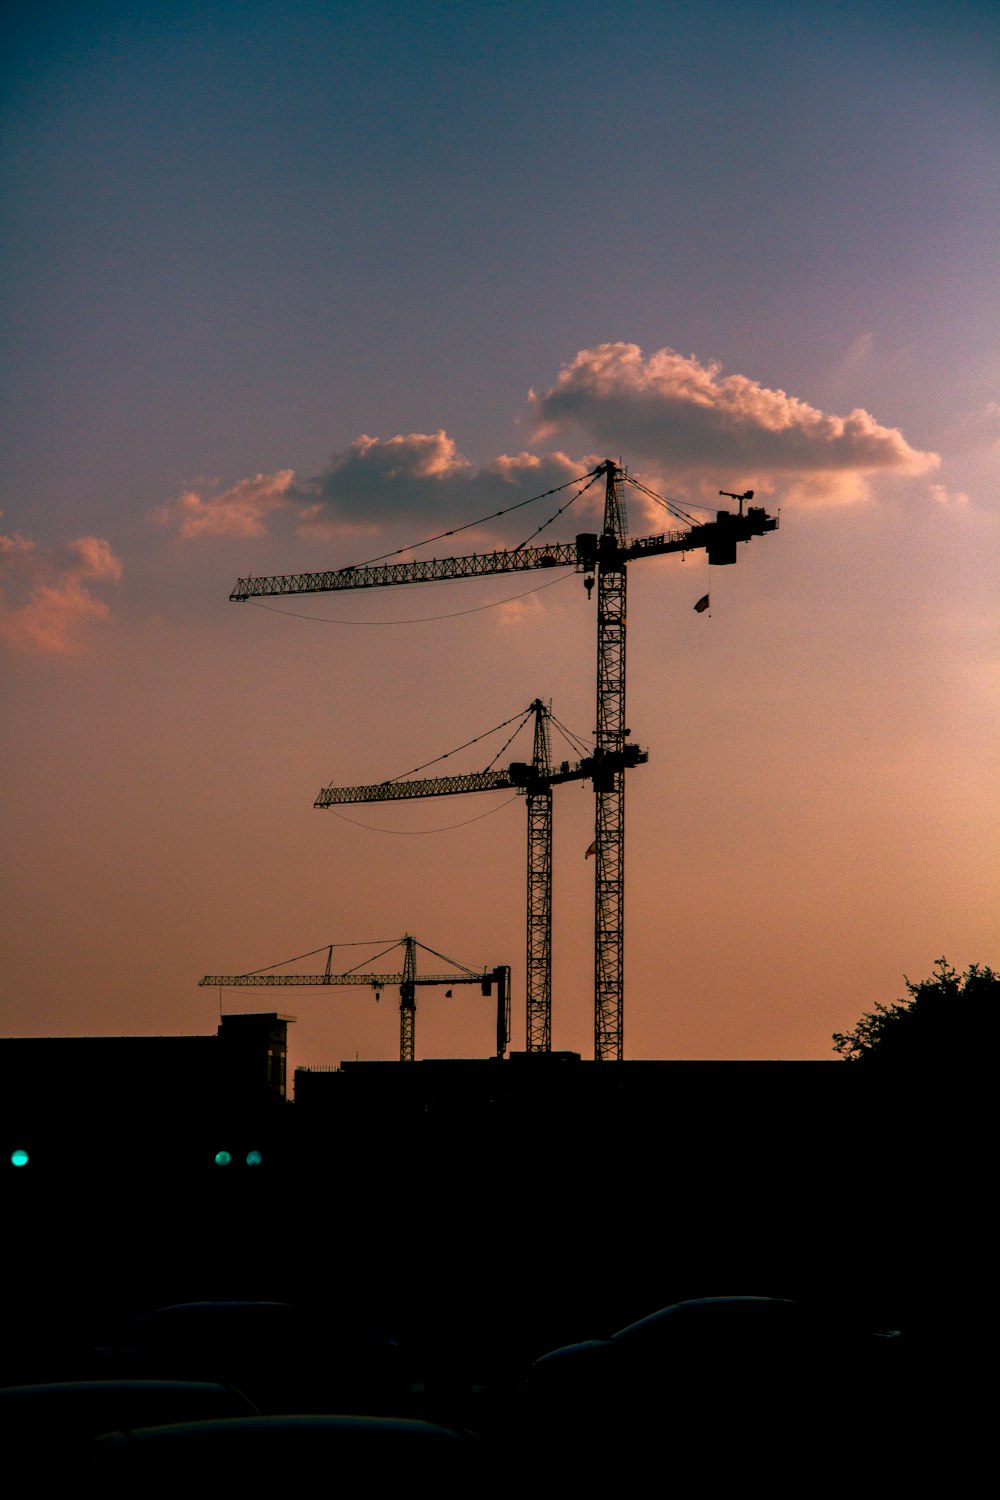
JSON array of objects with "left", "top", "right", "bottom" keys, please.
[
  {"left": 198, "top": 971, "right": 488, "bottom": 987},
  {"left": 231, "top": 543, "right": 580, "bottom": 600},
  {"left": 313, "top": 746, "right": 646, "bottom": 807},
  {"left": 315, "top": 769, "right": 515, "bottom": 805},
  {"left": 229, "top": 511, "right": 776, "bottom": 601}
]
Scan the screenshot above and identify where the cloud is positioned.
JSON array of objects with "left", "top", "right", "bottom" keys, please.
[
  {"left": 295, "top": 433, "right": 588, "bottom": 537},
  {"left": 943, "top": 401, "right": 1000, "bottom": 454},
  {"left": 0, "top": 532, "right": 123, "bottom": 654},
  {"left": 155, "top": 343, "right": 942, "bottom": 544},
  {"left": 929, "top": 483, "right": 970, "bottom": 508},
  {"left": 529, "top": 343, "right": 939, "bottom": 505},
  {"left": 155, "top": 438, "right": 590, "bottom": 546},
  {"left": 155, "top": 470, "right": 296, "bottom": 538},
  {"left": 495, "top": 584, "right": 553, "bottom": 628}
]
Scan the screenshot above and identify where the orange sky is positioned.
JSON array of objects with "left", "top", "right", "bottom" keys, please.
[
  {"left": 2, "top": 6, "right": 997, "bottom": 1071},
  {"left": 3, "top": 472, "right": 996, "bottom": 1070}
]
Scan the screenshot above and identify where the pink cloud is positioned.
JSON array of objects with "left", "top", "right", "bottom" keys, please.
[
  {"left": 156, "top": 469, "right": 296, "bottom": 538},
  {"left": 945, "top": 401, "right": 1000, "bottom": 454},
  {"left": 0, "top": 532, "right": 123, "bottom": 654},
  {"left": 529, "top": 343, "right": 939, "bottom": 505},
  {"left": 154, "top": 343, "right": 940, "bottom": 546},
  {"left": 296, "top": 433, "right": 586, "bottom": 536},
  {"left": 929, "top": 483, "right": 970, "bottom": 508},
  {"left": 155, "top": 441, "right": 587, "bottom": 543}
]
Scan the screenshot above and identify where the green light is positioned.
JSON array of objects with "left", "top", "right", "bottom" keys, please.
[
  {"left": 245, "top": 1150, "right": 262, "bottom": 1167},
  {"left": 214, "top": 1150, "right": 232, "bottom": 1167},
  {"left": 11, "top": 1148, "right": 29, "bottom": 1168}
]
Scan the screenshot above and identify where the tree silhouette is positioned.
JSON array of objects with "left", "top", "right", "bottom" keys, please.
[{"left": 833, "top": 957, "right": 999, "bottom": 1063}]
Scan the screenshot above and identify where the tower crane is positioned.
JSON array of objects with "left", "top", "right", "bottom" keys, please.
[
  {"left": 231, "top": 460, "right": 777, "bottom": 1059},
  {"left": 201, "top": 935, "right": 510, "bottom": 1063},
  {"left": 315, "top": 699, "right": 647, "bottom": 1052}
]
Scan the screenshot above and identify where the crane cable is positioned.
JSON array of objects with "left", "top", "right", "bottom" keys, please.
[
  {"left": 547, "top": 710, "right": 591, "bottom": 758},
  {"left": 511, "top": 467, "right": 603, "bottom": 551},
  {"left": 230, "top": 934, "right": 487, "bottom": 982},
  {"left": 623, "top": 473, "right": 703, "bottom": 526},
  {"left": 332, "top": 699, "right": 594, "bottom": 801},
  {"left": 234, "top": 938, "right": 399, "bottom": 978},
  {"left": 481, "top": 705, "right": 537, "bottom": 773},
  {"left": 410, "top": 936, "right": 482, "bottom": 976},
  {"left": 381, "top": 705, "right": 536, "bottom": 786},
  {"left": 340, "top": 937, "right": 412, "bottom": 976},
  {"left": 344, "top": 466, "right": 600, "bottom": 571},
  {"left": 382, "top": 697, "right": 587, "bottom": 784},
  {"left": 246, "top": 568, "right": 573, "bottom": 625},
  {"left": 327, "top": 794, "right": 519, "bottom": 836}
]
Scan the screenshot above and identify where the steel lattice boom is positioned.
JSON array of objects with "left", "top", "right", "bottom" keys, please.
[
  {"left": 231, "top": 545, "right": 578, "bottom": 600},
  {"left": 317, "top": 770, "right": 512, "bottom": 803},
  {"left": 230, "top": 505, "right": 773, "bottom": 602}
]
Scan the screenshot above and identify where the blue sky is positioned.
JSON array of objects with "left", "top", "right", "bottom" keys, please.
[
  {"left": 4, "top": 0, "right": 997, "bottom": 513},
  {"left": 2, "top": 2, "right": 997, "bottom": 1063}
]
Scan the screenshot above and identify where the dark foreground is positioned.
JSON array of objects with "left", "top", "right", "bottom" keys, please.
[{"left": 2, "top": 1065, "right": 990, "bottom": 1492}]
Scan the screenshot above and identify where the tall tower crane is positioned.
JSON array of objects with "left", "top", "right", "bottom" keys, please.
[
  {"left": 201, "top": 935, "right": 510, "bottom": 1063},
  {"left": 231, "top": 460, "right": 777, "bottom": 1059},
  {"left": 314, "top": 699, "right": 647, "bottom": 1052}
]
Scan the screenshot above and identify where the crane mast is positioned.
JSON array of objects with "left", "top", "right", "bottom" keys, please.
[
  {"left": 526, "top": 702, "right": 553, "bottom": 1052},
  {"left": 593, "top": 461, "right": 629, "bottom": 1059},
  {"left": 231, "top": 459, "right": 777, "bottom": 1060},
  {"left": 398, "top": 932, "right": 417, "bottom": 1065}
]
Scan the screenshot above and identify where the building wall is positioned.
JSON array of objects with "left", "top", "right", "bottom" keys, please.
[{"left": 1, "top": 1014, "right": 290, "bottom": 1165}]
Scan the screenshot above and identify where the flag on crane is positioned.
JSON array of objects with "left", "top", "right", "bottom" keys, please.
[
  {"left": 694, "top": 594, "right": 710, "bottom": 613},
  {"left": 585, "top": 840, "right": 597, "bottom": 859},
  {"left": 445, "top": 989, "right": 453, "bottom": 998}
]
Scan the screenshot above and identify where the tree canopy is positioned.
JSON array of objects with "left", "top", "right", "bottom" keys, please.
[{"left": 832, "top": 957, "right": 999, "bottom": 1063}]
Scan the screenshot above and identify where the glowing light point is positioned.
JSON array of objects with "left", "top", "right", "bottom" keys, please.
[
  {"left": 214, "top": 1150, "right": 232, "bottom": 1167},
  {"left": 11, "top": 1148, "right": 29, "bottom": 1168},
  {"left": 245, "top": 1150, "right": 263, "bottom": 1167}
]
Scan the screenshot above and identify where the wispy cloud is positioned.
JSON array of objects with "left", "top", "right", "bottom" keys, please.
[
  {"left": 0, "top": 532, "right": 122, "bottom": 654},
  {"left": 943, "top": 400, "right": 1000, "bottom": 455},
  {"left": 529, "top": 343, "right": 939, "bottom": 505},
  {"left": 155, "top": 470, "right": 296, "bottom": 538},
  {"left": 929, "top": 483, "right": 970, "bottom": 508}
]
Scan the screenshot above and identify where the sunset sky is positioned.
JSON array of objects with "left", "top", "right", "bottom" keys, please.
[{"left": 2, "top": 0, "right": 997, "bottom": 1072}]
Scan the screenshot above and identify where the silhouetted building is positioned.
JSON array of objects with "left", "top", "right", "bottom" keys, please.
[
  {"left": 294, "top": 1054, "right": 846, "bottom": 1134},
  {"left": 1, "top": 1013, "right": 292, "bottom": 1164}
]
